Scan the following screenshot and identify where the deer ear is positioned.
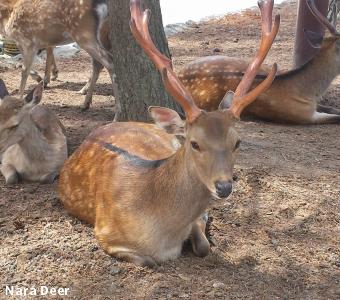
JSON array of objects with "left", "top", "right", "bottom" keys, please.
[
  {"left": 219, "top": 91, "right": 234, "bottom": 111},
  {"left": 148, "top": 106, "right": 185, "bottom": 136},
  {"left": 304, "top": 29, "right": 324, "bottom": 48},
  {"left": 0, "top": 79, "right": 9, "bottom": 100},
  {"left": 25, "top": 82, "right": 43, "bottom": 105}
]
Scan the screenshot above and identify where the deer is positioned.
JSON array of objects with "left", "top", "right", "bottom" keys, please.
[
  {"left": 178, "top": 0, "right": 340, "bottom": 125},
  {"left": 38, "top": 19, "right": 111, "bottom": 111},
  {"left": 0, "top": 0, "right": 120, "bottom": 118},
  {"left": 58, "top": 0, "right": 279, "bottom": 266},
  {"left": 0, "top": 79, "right": 67, "bottom": 185}
]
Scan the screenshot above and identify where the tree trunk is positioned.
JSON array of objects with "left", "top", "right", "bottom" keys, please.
[
  {"left": 108, "top": 0, "right": 181, "bottom": 122},
  {"left": 294, "top": 0, "right": 329, "bottom": 68}
]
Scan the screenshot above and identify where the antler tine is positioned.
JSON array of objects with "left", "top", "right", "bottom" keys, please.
[
  {"left": 307, "top": 0, "right": 340, "bottom": 37},
  {"left": 229, "top": 0, "right": 279, "bottom": 118},
  {"left": 130, "top": 0, "right": 172, "bottom": 69},
  {"left": 130, "top": 0, "right": 201, "bottom": 122}
]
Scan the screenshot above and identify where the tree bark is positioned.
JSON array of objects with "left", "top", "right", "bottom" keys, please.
[
  {"left": 108, "top": 0, "right": 181, "bottom": 122},
  {"left": 294, "top": 0, "right": 329, "bottom": 68}
]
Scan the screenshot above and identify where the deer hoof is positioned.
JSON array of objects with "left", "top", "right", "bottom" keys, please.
[
  {"left": 6, "top": 173, "right": 19, "bottom": 185},
  {"left": 40, "top": 173, "right": 57, "bottom": 184},
  {"left": 43, "top": 80, "right": 50, "bottom": 88},
  {"left": 51, "top": 71, "right": 59, "bottom": 81},
  {"left": 192, "top": 238, "right": 210, "bottom": 258},
  {"left": 77, "top": 87, "right": 88, "bottom": 95},
  {"left": 81, "top": 104, "right": 90, "bottom": 112}
]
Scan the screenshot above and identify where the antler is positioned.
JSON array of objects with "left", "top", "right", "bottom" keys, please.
[
  {"left": 227, "top": 0, "right": 280, "bottom": 118},
  {"left": 307, "top": 0, "right": 340, "bottom": 37},
  {"left": 130, "top": 0, "right": 201, "bottom": 123}
]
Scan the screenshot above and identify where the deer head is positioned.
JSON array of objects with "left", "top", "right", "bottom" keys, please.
[
  {"left": 0, "top": 80, "right": 43, "bottom": 154},
  {"left": 130, "top": 0, "right": 279, "bottom": 199}
]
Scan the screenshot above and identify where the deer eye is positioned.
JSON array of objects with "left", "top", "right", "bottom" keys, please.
[
  {"left": 235, "top": 140, "right": 241, "bottom": 150},
  {"left": 190, "top": 141, "right": 201, "bottom": 152}
]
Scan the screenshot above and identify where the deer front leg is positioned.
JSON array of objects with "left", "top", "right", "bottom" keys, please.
[
  {"left": 19, "top": 47, "right": 37, "bottom": 98},
  {"left": 40, "top": 172, "right": 58, "bottom": 184},
  {"left": 0, "top": 164, "right": 19, "bottom": 185},
  {"left": 94, "top": 220, "right": 156, "bottom": 267},
  {"left": 114, "top": 251, "right": 156, "bottom": 267},
  {"left": 190, "top": 213, "right": 210, "bottom": 257}
]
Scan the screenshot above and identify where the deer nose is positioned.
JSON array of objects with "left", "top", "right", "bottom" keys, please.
[{"left": 214, "top": 181, "right": 233, "bottom": 199}]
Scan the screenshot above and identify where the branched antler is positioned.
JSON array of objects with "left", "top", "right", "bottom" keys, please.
[
  {"left": 130, "top": 0, "right": 201, "bottom": 122},
  {"left": 227, "top": 0, "right": 280, "bottom": 118},
  {"left": 307, "top": 0, "right": 340, "bottom": 37}
]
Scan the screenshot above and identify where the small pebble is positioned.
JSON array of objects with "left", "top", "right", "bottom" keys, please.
[
  {"left": 111, "top": 266, "right": 121, "bottom": 275},
  {"left": 213, "top": 282, "right": 225, "bottom": 289},
  {"left": 179, "top": 293, "right": 189, "bottom": 298}
]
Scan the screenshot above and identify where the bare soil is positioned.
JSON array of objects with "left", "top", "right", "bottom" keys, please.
[{"left": 1, "top": 1, "right": 339, "bottom": 299}]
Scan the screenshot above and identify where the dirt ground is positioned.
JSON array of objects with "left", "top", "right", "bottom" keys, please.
[{"left": 1, "top": 1, "right": 339, "bottom": 299}]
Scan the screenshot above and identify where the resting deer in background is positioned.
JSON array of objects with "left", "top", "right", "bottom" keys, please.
[
  {"left": 58, "top": 0, "right": 279, "bottom": 266},
  {"left": 0, "top": 0, "right": 119, "bottom": 117},
  {"left": 0, "top": 80, "right": 67, "bottom": 184},
  {"left": 178, "top": 0, "right": 340, "bottom": 124}
]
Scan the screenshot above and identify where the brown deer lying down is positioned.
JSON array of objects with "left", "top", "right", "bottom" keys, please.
[
  {"left": 0, "top": 80, "right": 67, "bottom": 184},
  {"left": 58, "top": 0, "right": 279, "bottom": 266},
  {"left": 0, "top": 0, "right": 118, "bottom": 117},
  {"left": 178, "top": 0, "right": 340, "bottom": 125}
]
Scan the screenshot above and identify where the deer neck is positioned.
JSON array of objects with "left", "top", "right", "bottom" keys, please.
[
  {"left": 280, "top": 42, "right": 338, "bottom": 98},
  {"left": 150, "top": 146, "right": 211, "bottom": 226}
]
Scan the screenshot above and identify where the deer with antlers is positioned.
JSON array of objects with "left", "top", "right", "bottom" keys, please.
[
  {"left": 178, "top": 0, "right": 340, "bottom": 124},
  {"left": 0, "top": 0, "right": 118, "bottom": 116},
  {"left": 0, "top": 80, "right": 67, "bottom": 184},
  {"left": 58, "top": 0, "right": 279, "bottom": 266}
]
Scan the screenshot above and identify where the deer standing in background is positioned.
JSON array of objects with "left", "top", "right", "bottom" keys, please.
[
  {"left": 0, "top": 0, "right": 120, "bottom": 117},
  {"left": 58, "top": 0, "right": 279, "bottom": 266},
  {"left": 33, "top": 18, "right": 111, "bottom": 111},
  {"left": 179, "top": 0, "right": 340, "bottom": 124},
  {"left": 0, "top": 80, "right": 67, "bottom": 184}
]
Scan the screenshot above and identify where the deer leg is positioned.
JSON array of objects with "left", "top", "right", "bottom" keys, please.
[
  {"left": 40, "top": 172, "right": 58, "bottom": 184},
  {"left": 114, "top": 251, "right": 156, "bottom": 267},
  {"left": 50, "top": 49, "right": 59, "bottom": 81},
  {"left": 1, "top": 164, "right": 19, "bottom": 185},
  {"left": 30, "top": 70, "right": 43, "bottom": 83},
  {"left": 19, "top": 47, "right": 37, "bottom": 99},
  {"left": 76, "top": 41, "right": 118, "bottom": 118},
  {"left": 80, "top": 59, "right": 104, "bottom": 111},
  {"left": 311, "top": 111, "right": 340, "bottom": 124},
  {"left": 317, "top": 104, "right": 340, "bottom": 115},
  {"left": 190, "top": 213, "right": 210, "bottom": 257},
  {"left": 43, "top": 47, "right": 54, "bottom": 87}
]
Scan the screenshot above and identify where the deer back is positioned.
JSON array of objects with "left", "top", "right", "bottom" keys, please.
[{"left": 0, "top": 0, "right": 106, "bottom": 48}]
